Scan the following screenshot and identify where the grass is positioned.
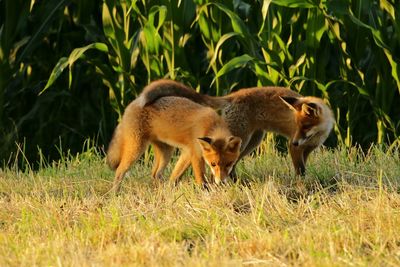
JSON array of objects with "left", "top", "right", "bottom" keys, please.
[{"left": 0, "top": 143, "right": 400, "bottom": 266}]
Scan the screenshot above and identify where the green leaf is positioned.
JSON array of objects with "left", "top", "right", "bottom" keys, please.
[
  {"left": 289, "top": 53, "right": 307, "bottom": 78},
  {"left": 140, "top": 6, "right": 167, "bottom": 56},
  {"left": 41, "top": 57, "right": 68, "bottom": 95},
  {"left": 209, "top": 3, "right": 257, "bottom": 55},
  {"left": 102, "top": 2, "right": 115, "bottom": 40},
  {"left": 197, "top": 10, "right": 211, "bottom": 40},
  {"left": 212, "top": 3, "right": 250, "bottom": 37},
  {"left": 141, "top": 24, "right": 163, "bottom": 55},
  {"left": 67, "top": 43, "right": 108, "bottom": 66},
  {"left": 40, "top": 43, "right": 108, "bottom": 94},
  {"left": 347, "top": 8, "right": 389, "bottom": 50},
  {"left": 214, "top": 54, "right": 254, "bottom": 81},
  {"left": 306, "top": 8, "right": 327, "bottom": 48},
  {"left": 272, "top": 32, "right": 292, "bottom": 61},
  {"left": 258, "top": 0, "right": 272, "bottom": 36},
  {"left": 289, "top": 78, "right": 370, "bottom": 97},
  {"left": 148, "top": 5, "right": 167, "bottom": 31},
  {"left": 254, "top": 62, "right": 275, "bottom": 85},
  {"left": 271, "top": 0, "right": 316, "bottom": 9},
  {"left": 383, "top": 50, "right": 400, "bottom": 95},
  {"left": 207, "top": 32, "right": 240, "bottom": 72},
  {"left": 379, "top": 0, "right": 395, "bottom": 20}
]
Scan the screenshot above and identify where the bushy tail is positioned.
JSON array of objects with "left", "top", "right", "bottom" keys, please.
[
  {"left": 137, "top": 79, "right": 229, "bottom": 109},
  {"left": 106, "top": 125, "right": 122, "bottom": 170}
]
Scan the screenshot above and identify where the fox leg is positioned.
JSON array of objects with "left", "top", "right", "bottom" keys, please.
[
  {"left": 190, "top": 151, "right": 206, "bottom": 185},
  {"left": 239, "top": 130, "right": 265, "bottom": 159},
  {"left": 151, "top": 141, "right": 174, "bottom": 180},
  {"left": 228, "top": 134, "right": 251, "bottom": 181},
  {"left": 112, "top": 137, "right": 148, "bottom": 192},
  {"left": 300, "top": 145, "right": 318, "bottom": 175},
  {"left": 168, "top": 150, "right": 191, "bottom": 185},
  {"left": 303, "top": 145, "right": 318, "bottom": 166},
  {"left": 288, "top": 141, "right": 305, "bottom": 176}
]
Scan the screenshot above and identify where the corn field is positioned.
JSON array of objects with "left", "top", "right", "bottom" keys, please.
[{"left": 0, "top": 0, "right": 399, "bottom": 165}]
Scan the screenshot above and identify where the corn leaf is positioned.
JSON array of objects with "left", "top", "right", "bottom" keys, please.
[
  {"left": 271, "top": 0, "right": 316, "bottom": 9},
  {"left": 214, "top": 54, "right": 254, "bottom": 82},
  {"left": 41, "top": 43, "right": 108, "bottom": 94}
]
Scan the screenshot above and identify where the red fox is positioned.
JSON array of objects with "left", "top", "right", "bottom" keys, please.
[
  {"left": 107, "top": 84, "right": 242, "bottom": 191},
  {"left": 139, "top": 79, "right": 335, "bottom": 176}
]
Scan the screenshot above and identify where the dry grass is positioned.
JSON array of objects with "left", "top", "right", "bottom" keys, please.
[{"left": 1, "top": 144, "right": 400, "bottom": 266}]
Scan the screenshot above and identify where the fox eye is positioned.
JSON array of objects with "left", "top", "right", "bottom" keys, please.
[{"left": 211, "top": 162, "right": 216, "bottom": 167}]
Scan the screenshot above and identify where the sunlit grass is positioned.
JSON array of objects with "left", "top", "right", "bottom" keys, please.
[{"left": 0, "top": 144, "right": 399, "bottom": 266}]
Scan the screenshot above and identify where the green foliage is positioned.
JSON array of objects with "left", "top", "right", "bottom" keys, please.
[{"left": 0, "top": 0, "right": 399, "bottom": 165}]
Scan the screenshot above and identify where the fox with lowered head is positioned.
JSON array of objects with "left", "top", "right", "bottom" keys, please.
[
  {"left": 107, "top": 81, "right": 242, "bottom": 192},
  {"left": 138, "top": 79, "right": 335, "bottom": 178}
]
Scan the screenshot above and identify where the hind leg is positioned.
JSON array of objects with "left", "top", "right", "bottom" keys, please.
[
  {"left": 112, "top": 137, "right": 148, "bottom": 193},
  {"left": 151, "top": 141, "right": 174, "bottom": 180}
]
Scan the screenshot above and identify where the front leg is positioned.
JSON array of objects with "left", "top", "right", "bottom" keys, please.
[
  {"left": 190, "top": 151, "right": 206, "bottom": 185},
  {"left": 302, "top": 145, "right": 318, "bottom": 166},
  {"left": 168, "top": 150, "right": 191, "bottom": 185},
  {"left": 288, "top": 141, "right": 305, "bottom": 176}
]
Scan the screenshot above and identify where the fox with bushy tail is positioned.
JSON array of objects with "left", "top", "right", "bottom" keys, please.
[
  {"left": 107, "top": 81, "right": 242, "bottom": 192},
  {"left": 138, "top": 79, "right": 335, "bottom": 177}
]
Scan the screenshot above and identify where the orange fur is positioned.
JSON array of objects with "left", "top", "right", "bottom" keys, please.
[
  {"left": 107, "top": 91, "right": 242, "bottom": 192},
  {"left": 140, "top": 80, "right": 335, "bottom": 176}
]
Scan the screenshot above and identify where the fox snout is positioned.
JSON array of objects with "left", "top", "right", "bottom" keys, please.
[
  {"left": 292, "top": 137, "right": 306, "bottom": 147},
  {"left": 212, "top": 167, "right": 232, "bottom": 185},
  {"left": 291, "top": 128, "right": 306, "bottom": 146},
  {"left": 207, "top": 158, "right": 234, "bottom": 185},
  {"left": 292, "top": 129, "right": 313, "bottom": 146}
]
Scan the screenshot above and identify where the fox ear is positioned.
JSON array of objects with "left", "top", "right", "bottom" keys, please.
[
  {"left": 279, "top": 96, "right": 300, "bottom": 112},
  {"left": 198, "top": 137, "right": 213, "bottom": 152},
  {"left": 301, "top": 103, "right": 319, "bottom": 117},
  {"left": 227, "top": 136, "right": 242, "bottom": 153}
]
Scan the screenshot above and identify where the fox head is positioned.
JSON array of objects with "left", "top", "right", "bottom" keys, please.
[
  {"left": 280, "top": 96, "right": 334, "bottom": 147},
  {"left": 198, "top": 136, "right": 242, "bottom": 184}
]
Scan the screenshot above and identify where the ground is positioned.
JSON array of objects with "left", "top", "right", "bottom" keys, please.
[{"left": 0, "top": 144, "right": 399, "bottom": 266}]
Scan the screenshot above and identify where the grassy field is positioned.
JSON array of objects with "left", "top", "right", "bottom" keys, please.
[{"left": 1, "top": 143, "right": 400, "bottom": 266}]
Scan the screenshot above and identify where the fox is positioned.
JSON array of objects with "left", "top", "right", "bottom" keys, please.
[
  {"left": 139, "top": 79, "right": 335, "bottom": 177},
  {"left": 107, "top": 83, "right": 242, "bottom": 192}
]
